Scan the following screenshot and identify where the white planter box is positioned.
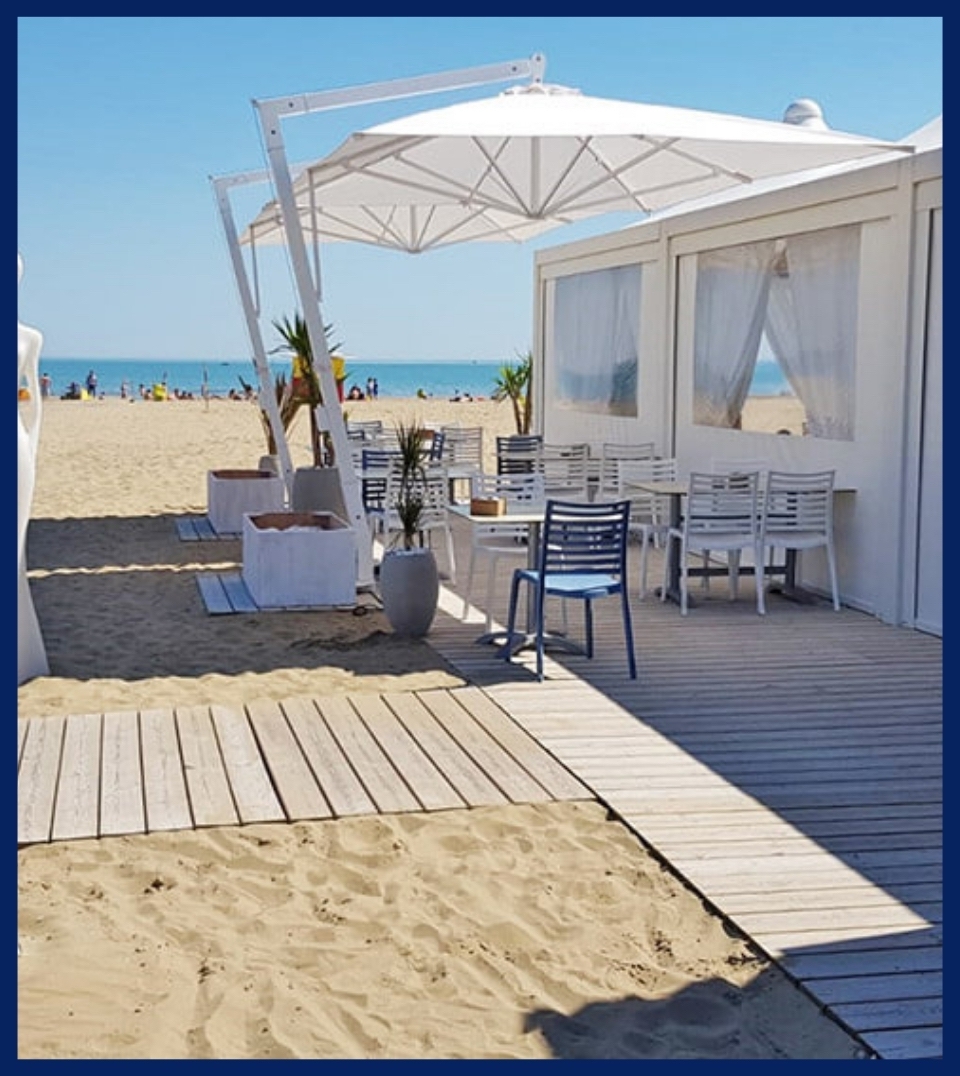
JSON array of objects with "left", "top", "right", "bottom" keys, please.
[
  {"left": 208, "top": 469, "right": 285, "bottom": 535},
  {"left": 242, "top": 511, "right": 356, "bottom": 608}
]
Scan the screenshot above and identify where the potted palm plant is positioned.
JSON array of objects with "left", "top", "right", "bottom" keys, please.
[
  {"left": 378, "top": 419, "right": 439, "bottom": 636},
  {"left": 271, "top": 312, "right": 350, "bottom": 518}
]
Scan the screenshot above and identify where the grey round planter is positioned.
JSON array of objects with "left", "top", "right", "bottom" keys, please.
[{"left": 379, "top": 548, "right": 439, "bottom": 637}]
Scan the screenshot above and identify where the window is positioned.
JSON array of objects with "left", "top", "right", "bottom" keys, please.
[
  {"left": 693, "top": 224, "right": 860, "bottom": 440},
  {"left": 551, "top": 264, "right": 641, "bottom": 417}
]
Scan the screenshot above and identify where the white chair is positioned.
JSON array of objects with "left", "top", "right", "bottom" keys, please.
[
  {"left": 541, "top": 442, "right": 591, "bottom": 501},
  {"left": 758, "top": 470, "right": 840, "bottom": 614},
  {"left": 461, "top": 472, "right": 546, "bottom": 633},
  {"left": 664, "top": 471, "right": 763, "bottom": 615},
  {"left": 617, "top": 457, "right": 678, "bottom": 599},
  {"left": 699, "top": 458, "right": 770, "bottom": 591},
  {"left": 441, "top": 425, "right": 484, "bottom": 503},
  {"left": 597, "top": 441, "right": 656, "bottom": 501},
  {"left": 381, "top": 464, "right": 456, "bottom": 582}
]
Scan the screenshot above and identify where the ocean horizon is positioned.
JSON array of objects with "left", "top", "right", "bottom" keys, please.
[{"left": 33, "top": 358, "right": 509, "bottom": 401}]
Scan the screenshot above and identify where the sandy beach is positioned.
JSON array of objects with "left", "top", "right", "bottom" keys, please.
[{"left": 18, "top": 394, "right": 863, "bottom": 1059}]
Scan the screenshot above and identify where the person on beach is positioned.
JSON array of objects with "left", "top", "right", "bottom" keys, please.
[{"left": 85, "top": 368, "right": 97, "bottom": 398}]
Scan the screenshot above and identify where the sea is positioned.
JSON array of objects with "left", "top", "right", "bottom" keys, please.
[
  {"left": 33, "top": 358, "right": 509, "bottom": 401},
  {"left": 33, "top": 356, "right": 791, "bottom": 401}
]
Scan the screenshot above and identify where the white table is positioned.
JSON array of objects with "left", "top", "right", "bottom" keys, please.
[{"left": 447, "top": 503, "right": 584, "bottom": 658}]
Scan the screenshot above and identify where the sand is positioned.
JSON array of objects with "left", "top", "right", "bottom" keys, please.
[{"left": 17, "top": 394, "right": 864, "bottom": 1059}]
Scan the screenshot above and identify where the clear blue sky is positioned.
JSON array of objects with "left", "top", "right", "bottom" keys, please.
[{"left": 17, "top": 16, "right": 942, "bottom": 363}]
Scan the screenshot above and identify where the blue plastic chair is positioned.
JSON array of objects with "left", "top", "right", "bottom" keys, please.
[{"left": 500, "top": 499, "right": 637, "bottom": 681}]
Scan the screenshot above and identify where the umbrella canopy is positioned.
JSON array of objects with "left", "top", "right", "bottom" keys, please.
[{"left": 242, "top": 81, "right": 909, "bottom": 252}]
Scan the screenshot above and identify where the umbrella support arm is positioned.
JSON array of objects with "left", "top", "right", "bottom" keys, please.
[{"left": 252, "top": 54, "right": 547, "bottom": 592}]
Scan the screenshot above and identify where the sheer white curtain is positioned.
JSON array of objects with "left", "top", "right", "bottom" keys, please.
[
  {"left": 553, "top": 264, "right": 640, "bottom": 417},
  {"left": 693, "top": 242, "right": 777, "bottom": 428},
  {"left": 765, "top": 225, "right": 859, "bottom": 440}
]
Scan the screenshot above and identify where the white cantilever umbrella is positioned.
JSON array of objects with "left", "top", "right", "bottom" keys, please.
[{"left": 243, "top": 81, "right": 908, "bottom": 254}]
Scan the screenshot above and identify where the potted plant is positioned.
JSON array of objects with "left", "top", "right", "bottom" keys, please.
[
  {"left": 378, "top": 419, "right": 439, "bottom": 636},
  {"left": 271, "top": 312, "right": 350, "bottom": 518}
]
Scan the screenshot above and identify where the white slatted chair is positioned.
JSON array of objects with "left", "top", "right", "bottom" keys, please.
[
  {"left": 664, "top": 471, "right": 763, "bottom": 615},
  {"left": 758, "top": 470, "right": 840, "bottom": 614},
  {"left": 441, "top": 425, "right": 484, "bottom": 503},
  {"left": 597, "top": 441, "right": 656, "bottom": 501},
  {"left": 699, "top": 458, "right": 771, "bottom": 591},
  {"left": 382, "top": 464, "right": 456, "bottom": 582},
  {"left": 617, "top": 456, "right": 678, "bottom": 599},
  {"left": 542, "top": 442, "right": 591, "bottom": 501},
  {"left": 461, "top": 472, "right": 546, "bottom": 633}
]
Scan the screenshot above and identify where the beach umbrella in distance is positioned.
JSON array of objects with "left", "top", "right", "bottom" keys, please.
[{"left": 241, "top": 79, "right": 909, "bottom": 254}]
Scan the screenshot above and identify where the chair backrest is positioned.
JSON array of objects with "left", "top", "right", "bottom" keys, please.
[
  {"left": 471, "top": 470, "right": 546, "bottom": 510},
  {"left": 710, "top": 458, "right": 769, "bottom": 483},
  {"left": 598, "top": 441, "right": 657, "bottom": 496},
  {"left": 539, "top": 499, "right": 631, "bottom": 578},
  {"left": 385, "top": 465, "right": 448, "bottom": 530},
  {"left": 762, "top": 470, "right": 835, "bottom": 536},
  {"left": 617, "top": 457, "right": 678, "bottom": 522},
  {"left": 347, "top": 419, "right": 385, "bottom": 440},
  {"left": 496, "top": 434, "right": 543, "bottom": 474},
  {"left": 542, "top": 442, "right": 590, "bottom": 498},
  {"left": 427, "top": 428, "right": 446, "bottom": 462},
  {"left": 441, "top": 425, "right": 484, "bottom": 468},
  {"left": 685, "top": 471, "right": 760, "bottom": 539},
  {"left": 360, "top": 447, "right": 400, "bottom": 511}
]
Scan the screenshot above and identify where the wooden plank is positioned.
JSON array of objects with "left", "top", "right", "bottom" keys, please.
[
  {"left": 350, "top": 694, "right": 464, "bottom": 811},
  {"left": 314, "top": 696, "right": 420, "bottom": 814},
  {"left": 175, "top": 705, "right": 238, "bottom": 828},
  {"left": 244, "top": 698, "right": 331, "bottom": 820},
  {"left": 811, "top": 971, "right": 942, "bottom": 1005},
  {"left": 196, "top": 572, "right": 233, "bottom": 615},
  {"left": 175, "top": 517, "right": 200, "bottom": 541},
  {"left": 450, "top": 686, "right": 590, "bottom": 799},
  {"left": 210, "top": 704, "right": 285, "bottom": 824},
  {"left": 280, "top": 696, "right": 377, "bottom": 817},
  {"left": 782, "top": 946, "right": 943, "bottom": 980},
  {"left": 139, "top": 708, "right": 193, "bottom": 832},
  {"left": 381, "top": 691, "right": 510, "bottom": 807},
  {"left": 195, "top": 516, "right": 220, "bottom": 540},
  {"left": 857, "top": 1027, "right": 941, "bottom": 1060},
  {"left": 18, "top": 716, "right": 65, "bottom": 845},
  {"left": 51, "top": 713, "right": 102, "bottom": 841},
  {"left": 99, "top": 710, "right": 145, "bottom": 837},
  {"left": 410, "top": 690, "right": 555, "bottom": 804},
  {"left": 219, "top": 573, "right": 260, "bottom": 614}
]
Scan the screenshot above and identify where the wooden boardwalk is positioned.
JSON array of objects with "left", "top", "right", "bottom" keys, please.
[
  {"left": 17, "top": 686, "right": 590, "bottom": 844},
  {"left": 19, "top": 515, "right": 942, "bottom": 1059},
  {"left": 430, "top": 513, "right": 943, "bottom": 1061}
]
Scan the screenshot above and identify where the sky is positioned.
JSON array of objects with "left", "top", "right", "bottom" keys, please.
[{"left": 17, "top": 16, "right": 942, "bottom": 364}]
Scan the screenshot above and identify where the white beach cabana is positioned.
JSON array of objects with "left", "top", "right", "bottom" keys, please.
[
  {"left": 531, "top": 116, "right": 941, "bottom": 634},
  {"left": 217, "top": 54, "right": 910, "bottom": 599}
]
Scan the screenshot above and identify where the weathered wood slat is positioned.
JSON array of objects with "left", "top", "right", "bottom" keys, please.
[
  {"left": 280, "top": 696, "right": 378, "bottom": 817},
  {"left": 811, "top": 971, "right": 942, "bottom": 1005},
  {"left": 856, "top": 1027, "right": 942, "bottom": 1060},
  {"left": 51, "top": 713, "right": 101, "bottom": 841},
  {"left": 100, "top": 710, "right": 145, "bottom": 837},
  {"left": 381, "top": 691, "right": 511, "bottom": 807},
  {"left": 17, "top": 716, "right": 65, "bottom": 845},
  {"left": 219, "top": 573, "right": 260, "bottom": 614},
  {"left": 314, "top": 696, "right": 421, "bottom": 814},
  {"left": 175, "top": 705, "right": 238, "bottom": 828},
  {"left": 175, "top": 517, "right": 201, "bottom": 541},
  {"left": 210, "top": 704, "right": 285, "bottom": 824},
  {"left": 244, "top": 698, "right": 331, "bottom": 820},
  {"left": 349, "top": 694, "right": 464, "bottom": 812},
  {"left": 450, "top": 686, "right": 590, "bottom": 800},
  {"left": 140, "top": 708, "right": 193, "bottom": 832},
  {"left": 195, "top": 572, "right": 233, "bottom": 615}
]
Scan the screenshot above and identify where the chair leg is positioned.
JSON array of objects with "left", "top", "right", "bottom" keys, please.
[
  {"left": 444, "top": 527, "right": 456, "bottom": 585},
  {"left": 483, "top": 551, "right": 499, "bottom": 635},
  {"left": 756, "top": 542, "right": 766, "bottom": 615},
  {"left": 535, "top": 582, "right": 547, "bottom": 681},
  {"left": 638, "top": 527, "right": 650, "bottom": 599},
  {"left": 826, "top": 539, "right": 840, "bottom": 611},
  {"left": 621, "top": 589, "right": 637, "bottom": 679},
  {"left": 584, "top": 598, "right": 593, "bottom": 658},
  {"left": 680, "top": 540, "right": 689, "bottom": 616},
  {"left": 729, "top": 550, "right": 740, "bottom": 601},
  {"left": 462, "top": 546, "right": 478, "bottom": 621}
]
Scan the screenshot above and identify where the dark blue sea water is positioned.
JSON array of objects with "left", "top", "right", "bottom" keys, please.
[{"left": 33, "top": 358, "right": 507, "bottom": 401}]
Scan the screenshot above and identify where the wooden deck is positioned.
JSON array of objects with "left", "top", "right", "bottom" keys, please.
[
  {"left": 19, "top": 514, "right": 942, "bottom": 1059},
  {"left": 17, "top": 686, "right": 590, "bottom": 844},
  {"left": 428, "top": 513, "right": 943, "bottom": 1061}
]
